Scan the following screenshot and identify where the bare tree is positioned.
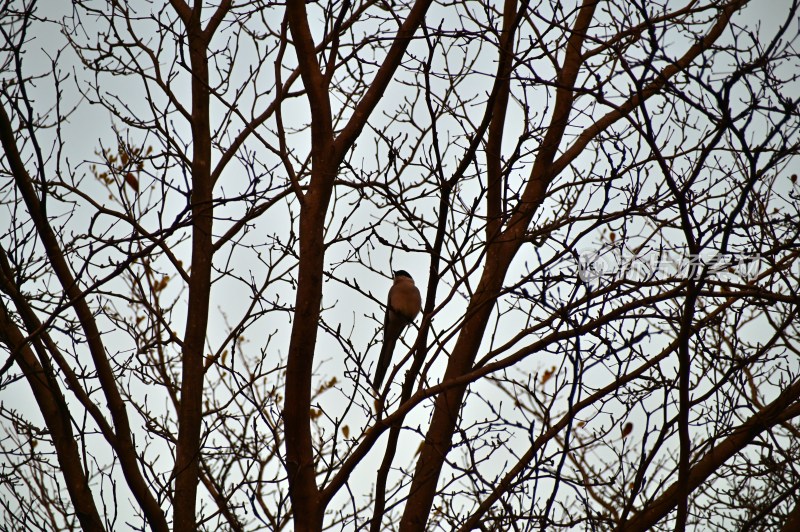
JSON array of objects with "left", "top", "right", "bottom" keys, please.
[{"left": 1, "top": 0, "right": 800, "bottom": 530}]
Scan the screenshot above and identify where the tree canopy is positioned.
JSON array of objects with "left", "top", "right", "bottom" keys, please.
[{"left": 1, "top": 0, "right": 800, "bottom": 530}]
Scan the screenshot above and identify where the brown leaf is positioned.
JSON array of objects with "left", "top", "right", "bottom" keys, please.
[
  {"left": 541, "top": 366, "right": 556, "bottom": 384},
  {"left": 124, "top": 172, "right": 139, "bottom": 193},
  {"left": 621, "top": 422, "right": 633, "bottom": 439}
]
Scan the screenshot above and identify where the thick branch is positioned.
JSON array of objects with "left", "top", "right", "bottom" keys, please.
[
  {"left": 334, "top": 0, "right": 434, "bottom": 157},
  {"left": 171, "top": 2, "right": 220, "bottom": 528},
  {"left": 282, "top": 2, "right": 337, "bottom": 529},
  {"left": 0, "top": 104, "right": 169, "bottom": 532},
  {"left": 0, "top": 303, "right": 106, "bottom": 532},
  {"left": 400, "top": 1, "right": 600, "bottom": 529},
  {"left": 620, "top": 381, "right": 800, "bottom": 531},
  {"left": 486, "top": 0, "right": 523, "bottom": 239}
]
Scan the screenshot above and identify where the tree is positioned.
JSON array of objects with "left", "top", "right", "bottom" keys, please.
[{"left": 1, "top": 0, "right": 800, "bottom": 529}]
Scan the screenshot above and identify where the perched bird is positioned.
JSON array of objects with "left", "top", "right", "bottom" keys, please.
[{"left": 372, "top": 270, "right": 422, "bottom": 391}]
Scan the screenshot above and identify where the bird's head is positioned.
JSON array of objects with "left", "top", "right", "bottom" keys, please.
[{"left": 393, "top": 270, "right": 413, "bottom": 280}]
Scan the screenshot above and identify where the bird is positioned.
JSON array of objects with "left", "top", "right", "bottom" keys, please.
[{"left": 372, "top": 270, "right": 422, "bottom": 391}]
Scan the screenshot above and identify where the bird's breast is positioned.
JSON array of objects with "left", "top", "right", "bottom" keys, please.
[{"left": 391, "top": 282, "right": 422, "bottom": 320}]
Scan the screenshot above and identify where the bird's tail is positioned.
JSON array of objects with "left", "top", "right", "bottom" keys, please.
[{"left": 372, "top": 335, "right": 397, "bottom": 391}]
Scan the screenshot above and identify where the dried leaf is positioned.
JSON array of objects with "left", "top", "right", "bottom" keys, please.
[
  {"left": 124, "top": 172, "right": 139, "bottom": 193},
  {"left": 541, "top": 366, "right": 556, "bottom": 384},
  {"left": 621, "top": 422, "right": 633, "bottom": 439}
]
